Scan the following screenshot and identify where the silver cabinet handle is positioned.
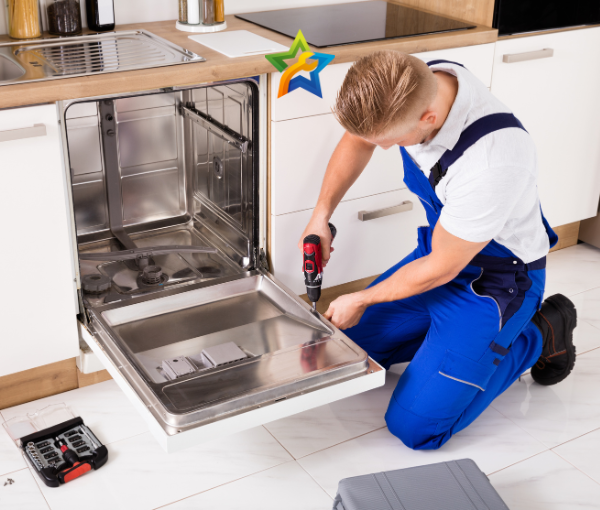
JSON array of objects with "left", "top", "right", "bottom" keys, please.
[
  {"left": 502, "top": 48, "right": 554, "bottom": 64},
  {"left": 358, "top": 200, "right": 413, "bottom": 221},
  {"left": 0, "top": 123, "right": 47, "bottom": 143}
]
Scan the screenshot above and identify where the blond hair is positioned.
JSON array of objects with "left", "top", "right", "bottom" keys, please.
[{"left": 332, "top": 51, "right": 438, "bottom": 137}]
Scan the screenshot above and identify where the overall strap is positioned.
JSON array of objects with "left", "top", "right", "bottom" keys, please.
[
  {"left": 429, "top": 113, "right": 527, "bottom": 189},
  {"left": 426, "top": 59, "right": 466, "bottom": 68}
]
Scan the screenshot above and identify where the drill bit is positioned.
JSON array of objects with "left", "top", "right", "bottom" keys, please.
[{"left": 312, "top": 301, "right": 317, "bottom": 312}]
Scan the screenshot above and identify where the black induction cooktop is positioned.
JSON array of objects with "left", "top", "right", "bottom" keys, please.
[{"left": 235, "top": 1, "right": 476, "bottom": 48}]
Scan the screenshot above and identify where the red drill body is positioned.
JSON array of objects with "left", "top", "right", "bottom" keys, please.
[{"left": 303, "top": 223, "right": 336, "bottom": 310}]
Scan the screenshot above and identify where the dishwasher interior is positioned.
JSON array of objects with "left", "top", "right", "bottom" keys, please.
[{"left": 63, "top": 79, "right": 371, "bottom": 435}]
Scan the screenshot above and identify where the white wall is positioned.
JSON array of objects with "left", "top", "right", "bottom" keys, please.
[{"left": 1, "top": 0, "right": 367, "bottom": 35}]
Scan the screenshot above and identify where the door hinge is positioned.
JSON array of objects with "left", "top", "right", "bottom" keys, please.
[{"left": 257, "top": 248, "right": 270, "bottom": 271}]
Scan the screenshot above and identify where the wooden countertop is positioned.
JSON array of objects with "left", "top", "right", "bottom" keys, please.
[{"left": 0, "top": 14, "right": 497, "bottom": 109}]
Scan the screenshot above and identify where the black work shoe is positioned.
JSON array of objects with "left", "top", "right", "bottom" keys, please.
[{"left": 530, "top": 294, "right": 577, "bottom": 386}]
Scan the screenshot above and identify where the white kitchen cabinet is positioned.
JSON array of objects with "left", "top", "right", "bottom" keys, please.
[
  {"left": 491, "top": 27, "right": 600, "bottom": 227},
  {"left": 411, "top": 43, "right": 495, "bottom": 88},
  {"left": 0, "top": 104, "right": 79, "bottom": 377},
  {"left": 271, "top": 114, "right": 404, "bottom": 215},
  {"left": 270, "top": 61, "right": 353, "bottom": 122},
  {"left": 271, "top": 188, "right": 427, "bottom": 295}
]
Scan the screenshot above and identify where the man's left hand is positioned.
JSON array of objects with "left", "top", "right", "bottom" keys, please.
[{"left": 323, "top": 292, "right": 367, "bottom": 329}]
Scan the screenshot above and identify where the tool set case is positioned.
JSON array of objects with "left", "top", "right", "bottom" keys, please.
[{"left": 2, "top": 404, "right": 107, "bottom": 487}]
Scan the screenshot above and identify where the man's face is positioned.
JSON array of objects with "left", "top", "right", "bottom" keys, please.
[{"left": 362, "top": 114, "right": 437, "bottom": 150}]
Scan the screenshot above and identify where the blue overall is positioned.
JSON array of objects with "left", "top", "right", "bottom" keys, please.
[{"left": 345, "top": 71, "right": 558, "bottom": 450}]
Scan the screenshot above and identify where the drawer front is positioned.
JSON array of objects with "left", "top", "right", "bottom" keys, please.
[
  {"left": 271, "top": 188, "right": 428, "bottom": 295},
  {"left": 270, "top": 43, "right": 495, "bottom": 122},
  {"left": 271, "top": 115, "right": 404, "bottom": 215}
]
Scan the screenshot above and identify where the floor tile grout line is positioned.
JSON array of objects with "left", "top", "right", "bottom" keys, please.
[
  {"left": 489, "top": 399, "right": 552, "bottom": 452},
  {"left": 261, "top": 425, "right": 295, "bottom": 460},
  {"left": 549, "top": 426, "right": 600, "bottom": 451},
  {"left": 577, "top": 345, "right": 600, "bottom": 356},
  {"left": 0, "top": 465, "right": 28, "bottom": 479},
  {"left": 560, "top": 285, "right": 600, "bottom": 299},
  {"left": 150, "top": 458, "right": 299, "bottom": 510},
  {"left": 23, "top": 465, "right": 54, "bottom": 510},
  {"left": 293, "top": 425, "right": 390, "bottom": 462},
  {"left": 487, "top": 450, "right": 552, "bottom": 477},
  {"left": 551, "top": 447, "right": 600, "bottom": 487},
  {"left": 296, "top": 457, "right": 336, "bottom": 501},
  {"left": 0, "top": 466, "right": 29, "bottom": 478},
  {"left": 492, "top": 397, "right": 600, "bottom": 452}
]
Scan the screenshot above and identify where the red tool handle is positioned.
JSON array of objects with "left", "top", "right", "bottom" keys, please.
[{"left": 58, "top": 461, "right": 92, "bottom": 483}]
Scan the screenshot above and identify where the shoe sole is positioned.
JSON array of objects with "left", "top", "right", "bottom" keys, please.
[{"left": 535, "top": 294, "right": 577, "bottom": 386}]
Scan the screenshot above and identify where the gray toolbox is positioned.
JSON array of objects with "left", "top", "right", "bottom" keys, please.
[{"left": 333, "top": 459, "right": 509, "bottom": 510}]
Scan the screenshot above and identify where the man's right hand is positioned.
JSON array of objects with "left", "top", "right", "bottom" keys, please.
[{"left": 298, "top": 218, "right": 335, "bottom": 267}]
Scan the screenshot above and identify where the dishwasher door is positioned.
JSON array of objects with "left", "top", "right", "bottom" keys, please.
[{"left": 82, "top": 270, "right": 384, "bottom": 453}]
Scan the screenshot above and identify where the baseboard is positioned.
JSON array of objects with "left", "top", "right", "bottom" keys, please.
[
  {"left": 550, "top": 221, "right": 580, "bottom": 252},
  {"left": 77, "top": 368, "right": 112, "bottom": 388},
  {"left": 0, "top": 358, "right": 79, "bottom": 410}
]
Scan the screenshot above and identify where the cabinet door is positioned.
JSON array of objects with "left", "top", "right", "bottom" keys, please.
[
  {"left": 491, "top": 28, "right": 600, "bottom": 226},
  {"left": 0, "top": 104, "right": 79, "bottom": 376},
  {"left": 271, "top": 115, "right": 404, "bottom": 215},
  {"left": 271, "top": 188, "right": 427, "bottom": 295}
]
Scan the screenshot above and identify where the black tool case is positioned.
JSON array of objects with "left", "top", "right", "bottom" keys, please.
[
  {"left": 2, "top": 403, "right": 107, "bottom": 487},
  {"left": 333, "top": 459, "right": 509, "bottom": 510}
]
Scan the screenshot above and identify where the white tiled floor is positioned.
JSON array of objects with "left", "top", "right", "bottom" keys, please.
[{"left": 1, "top": 243, "right": 599, "bottom": 509}]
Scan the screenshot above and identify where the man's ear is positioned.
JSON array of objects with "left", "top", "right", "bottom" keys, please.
[{"left": 419, "top": 110, "right": 437, "bottom": 127}]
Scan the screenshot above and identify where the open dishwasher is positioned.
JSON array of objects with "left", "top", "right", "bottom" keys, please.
[{"left": 60, "top": 77, "right": 384, "bottom": 452}]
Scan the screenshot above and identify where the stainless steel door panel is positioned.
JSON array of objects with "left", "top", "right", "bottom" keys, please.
[
  {"left": 89, "top": 271, "right": 370, "bottom": 431},
  {"left": 160, "top": 338, "right": 363, "bottom": 417},
  {"left": 134, "top": 314, "right": 329, "bottom": 384}
]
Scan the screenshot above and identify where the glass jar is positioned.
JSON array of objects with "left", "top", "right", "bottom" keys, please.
[
  {"left": 5, "top": 0, "right": 43, "bottom": 39},
  {"left": 45, "top": 0, "right": 82, "bottom": 36},
  {"left": 178, "top": 0, "right": 200, "bottom": 25}
]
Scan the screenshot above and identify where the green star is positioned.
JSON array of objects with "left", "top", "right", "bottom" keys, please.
[{"left": 265, "top": 30, "right": 311, "bottom": 72}]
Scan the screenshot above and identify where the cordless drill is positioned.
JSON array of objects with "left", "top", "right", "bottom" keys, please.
[{"left": 303, "top": 223, "right": 337, "bottom": 312}]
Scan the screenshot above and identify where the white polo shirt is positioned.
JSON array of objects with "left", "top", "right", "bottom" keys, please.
[{"left": 404, "top": 62, "right": 550, "bottom": 263}]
